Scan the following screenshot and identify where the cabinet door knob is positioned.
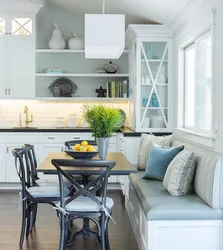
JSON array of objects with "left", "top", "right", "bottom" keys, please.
[
  {"left": 5, "top": 89, "right": 7, "bottom": 95},
  {"left": 8, "top": 88, "right": 10, "bottom": 95},
  {"left": 7, "top": 147, "right": 9, "bottom": 153},
  {"left": 73, "top": 137, "right": 80, "bottom": 139}
]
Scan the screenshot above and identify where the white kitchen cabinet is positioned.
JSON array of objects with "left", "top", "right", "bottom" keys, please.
[
  {"left": 6, "top": 144, "right": 21, "bottom": 182},
  {"left": 0, "top": 131, "right": 126, "bottom": 185},
  {"left": 0, "top": 11, "right": 40, "bottom": 98},
  {"left": 6, "top": 143, "right": 39, "bottom": 183},
  {"left": 38, "top": 144, "right": 64, "bottom": 165},
  {"left": 126, "top": 25, "right": 173, "bottom": 132},
  {"left": 0, "top": 145, "right": 6, "bottom": 182},
  {"left": 7, "top": 34, "right": 35, "bottom": 98},
  {"left": 125, "top": 137, "right": 141, "bottom": 164},
  {"left": 5, "top": 133, "right": 38, "bottom": 182},
  {"left": 64, "top": 133, "right": 91, "bottom": 142}
]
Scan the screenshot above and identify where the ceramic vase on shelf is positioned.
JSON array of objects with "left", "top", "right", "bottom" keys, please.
[
  {"left": 96, "top": 138, "right": 109, "bottom": 160},
  {"left": 68, "top": 33, "right": 84, "bottom": 50},
  {"left": 48, "top": 23, "right": 66, "bottom": 49}
]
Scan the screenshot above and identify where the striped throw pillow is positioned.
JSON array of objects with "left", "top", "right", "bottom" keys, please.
[
  {"left": 163, "top": 150, "right": 196, "bottom": 196},
  {"left": 137, "top": 134, "right": 172, "bottom": 170}
]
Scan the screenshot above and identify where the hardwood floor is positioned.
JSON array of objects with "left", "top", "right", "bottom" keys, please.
[{"left": 0, "top": 190, "right": 138, "bottom": 250}]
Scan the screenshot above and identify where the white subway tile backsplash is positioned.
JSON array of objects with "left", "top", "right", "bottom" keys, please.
[{"left": 0, "top": 100, "right": 129, "bottom": 128}]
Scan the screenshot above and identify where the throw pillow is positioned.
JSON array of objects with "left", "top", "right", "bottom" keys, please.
[
  {"left": 163, "top": 150, "right": 196, "bottom": 196},
  {"left": 137, "top": 134, "right": 173, "bottom": 171},
  {"left": 143, "top": 144, "right": 184, "bottom": 181}
]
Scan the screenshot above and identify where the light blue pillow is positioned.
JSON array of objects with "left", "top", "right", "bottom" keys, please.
[{"left": 143, "top": 144, "right": 184, "bottom": 181}]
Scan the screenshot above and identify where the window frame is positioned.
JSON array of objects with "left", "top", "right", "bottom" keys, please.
[{"left": 181, "top": 29, "right": 214, "bottom": 135}]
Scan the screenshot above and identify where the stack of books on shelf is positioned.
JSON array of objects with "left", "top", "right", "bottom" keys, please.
[{"left": 106, "top": 80, "right": 130, "bottom": 98}]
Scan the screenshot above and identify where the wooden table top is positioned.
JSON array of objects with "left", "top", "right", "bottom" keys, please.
[{"left": 36, "top": 152, "right": 137, "bottom": 176}]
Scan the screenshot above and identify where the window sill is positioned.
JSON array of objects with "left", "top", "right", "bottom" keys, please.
[{"left": 173, "top": 128, "right": 216, "bottom": 148}]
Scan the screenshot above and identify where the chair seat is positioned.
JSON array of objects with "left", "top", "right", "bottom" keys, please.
[
  {"left": 62, "top": 196, "right": 114, "bottom": 212},
  {"left": 27, "top": 185, "right": 70, "bottom": 198}
]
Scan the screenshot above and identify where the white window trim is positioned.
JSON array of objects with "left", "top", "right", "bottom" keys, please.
[
  {"left": 178, "top": 27, "right": 215, "bottom": 140},
  {"left": 173, "top": 128, "right": 216, "bottom": 149}
]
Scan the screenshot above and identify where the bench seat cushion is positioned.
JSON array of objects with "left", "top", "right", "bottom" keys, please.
[{"left": 129, "top": 172, "right": 223, "bottom": 221}]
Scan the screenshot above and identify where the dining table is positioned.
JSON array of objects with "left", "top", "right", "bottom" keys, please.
[
  {"left": 36, "top": 151, "right": 137, "bottom": 176},
  {"left": 36, "top": 151, "right": 138, "bottom": 241}
]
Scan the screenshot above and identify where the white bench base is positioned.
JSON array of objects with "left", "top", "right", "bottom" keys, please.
[{"left": 125, "top": 181, "right": 223, "bottom": 250}]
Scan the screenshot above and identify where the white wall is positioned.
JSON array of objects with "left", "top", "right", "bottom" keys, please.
[{"left": 169, "top": 0, "right": 223, "bottom": 153}]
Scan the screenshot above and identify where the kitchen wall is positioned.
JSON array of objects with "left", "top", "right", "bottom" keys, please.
[{"left": 0, "top": 100, "right": 129, "bottom": 128}]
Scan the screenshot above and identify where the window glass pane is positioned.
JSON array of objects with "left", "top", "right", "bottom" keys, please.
[
  {"left": 12, "top": 18, "right": 32, "bottom": 35},
  {"left": 0, "top": 18, "right": 5, "bottom": 35},
  {"left": 196, "top": 33, "right": 212, "bottom": 130},
  {"left": 185, "top": 44, "right": 195, "bottom": 127}
]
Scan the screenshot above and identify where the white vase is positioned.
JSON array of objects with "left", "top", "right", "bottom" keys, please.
[
  {"left": 96, "top": 138, "right": 109, "bottom": 160},
  {"left": 48, "top": 23, "right": 66, "bottom": 49},
  {"left": 68, "top": 33, "right": 84, "bottom": 50}
]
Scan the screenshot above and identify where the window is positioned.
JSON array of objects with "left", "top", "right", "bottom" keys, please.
[
  {"left": 183, "top": 31, "right": 212, "bottom": 132},
  {"left": 12, "top": 18, "right": 32, "bottom": 35},
  {"left": 0, "top": 18, "right": 5, "bottom": 35}
]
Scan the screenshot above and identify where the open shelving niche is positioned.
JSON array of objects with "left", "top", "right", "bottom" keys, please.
[{"left": 35, "top": 49, "right": 129, "bottom": 100}]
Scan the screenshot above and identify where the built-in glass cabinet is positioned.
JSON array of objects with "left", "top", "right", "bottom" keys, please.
[{"left": 127, "top": 26, "right": 173, "bottom": 132}]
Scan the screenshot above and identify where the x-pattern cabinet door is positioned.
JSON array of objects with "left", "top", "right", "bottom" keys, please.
[{"left": 136, "top": 38, "right": 172, "bottom": 132}]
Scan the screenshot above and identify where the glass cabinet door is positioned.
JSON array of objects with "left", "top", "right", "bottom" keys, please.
[
  {"left": 0, "top": 18, "right": 6, "bottom": 35},
  {"left": 138, "top": 41, "right": 169, "bottom": 130}
]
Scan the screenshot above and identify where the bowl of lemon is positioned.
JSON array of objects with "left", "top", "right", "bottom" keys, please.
[{"left": 65, "top": 141, "right": 98, "bottom": 159}]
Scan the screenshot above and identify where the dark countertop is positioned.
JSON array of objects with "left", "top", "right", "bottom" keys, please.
[{"left": 0, "top": 127, "right": 171, "bottom": 137}]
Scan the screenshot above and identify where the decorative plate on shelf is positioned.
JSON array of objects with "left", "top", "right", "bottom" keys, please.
[
  {"left": 49, "top": 78, "right": 77, "bottom": 97},
  {"left": 115, "top": 109, "right": 126, "bottom": 128}
]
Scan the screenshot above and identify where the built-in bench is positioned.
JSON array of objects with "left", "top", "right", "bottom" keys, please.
[{"left": 125, "top": 137, "right": 223, "bottom": 250}]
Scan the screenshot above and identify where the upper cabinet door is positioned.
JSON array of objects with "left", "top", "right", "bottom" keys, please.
[
  {"left": 136, "top": 39, "right": 172, "bottom": 132},
  {"left": 0, "top": 35, "right": 8, "bottom": 98},
  {"left": 7, "top": 17, "right": 35, "bottom": 98}
]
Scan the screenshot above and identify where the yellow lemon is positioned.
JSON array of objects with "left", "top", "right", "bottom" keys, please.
[
  {"left": 81, "top": 141, "right": 88, "bottom": 147},
  {"left": 86, "top": 145, "right": 93, "bottom": 151},
  {"left": 80, "top": 145, "right": 87, "bottom": 152},
  {"left": 74, "top": 144, "right": 81, "bottom": 151},
  {"left": 90, "top": 147, "right": 96, "bottom": 152}
]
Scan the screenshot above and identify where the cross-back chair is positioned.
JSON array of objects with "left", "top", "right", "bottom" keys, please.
[
  {"left": 52, "top": 158, "right": 116, "bottom": 250},
  {"left": 12, "top": 148, "right": 71, "bottom": 247}
]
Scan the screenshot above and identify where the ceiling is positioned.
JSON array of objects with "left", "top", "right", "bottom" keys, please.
[{"left": 44, "top": 0, "right": 192, "bottom": 26}]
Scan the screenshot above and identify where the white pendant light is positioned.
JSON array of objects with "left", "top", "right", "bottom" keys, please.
[{"left": 85, "top": 0, "right": 125, "bottom": 59}]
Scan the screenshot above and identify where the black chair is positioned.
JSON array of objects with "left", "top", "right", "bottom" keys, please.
[
  {"left": 65, "top": 140, "right": 96, "bottom": 150},
  {"left": 12, "top": 148, "right": 71, "bottom": 247},
  {"left": 52, "top": 158, "right": 116, "bottom": 250},
  {"left": 22, "top": 144, "right": 71, "bottom": 187}
]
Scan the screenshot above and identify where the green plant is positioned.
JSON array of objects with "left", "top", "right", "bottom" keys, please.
[{"left": 83, "top": 104, "right": 124, "bottom": 138}]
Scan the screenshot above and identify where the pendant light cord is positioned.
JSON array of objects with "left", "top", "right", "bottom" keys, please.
[{"left": 102, "top": 0, "right": 105, "bottom": 14}]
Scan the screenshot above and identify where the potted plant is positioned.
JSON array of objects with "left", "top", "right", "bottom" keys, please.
[{"left": 83, "top": 104, "right": 124, "bottom": 159}]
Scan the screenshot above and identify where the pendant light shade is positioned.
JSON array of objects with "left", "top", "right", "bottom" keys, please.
[{"left": 85, "top": 14, "right": 125, "bottom": 59}]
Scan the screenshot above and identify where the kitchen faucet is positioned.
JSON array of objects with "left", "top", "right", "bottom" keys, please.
[{"left": 24, "top": 105, "right": 33, "bottom": 128}]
